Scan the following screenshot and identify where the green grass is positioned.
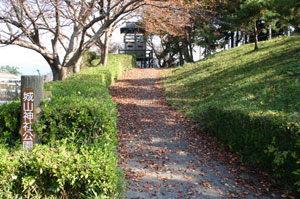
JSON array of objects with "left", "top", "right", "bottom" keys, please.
[
  {"left": 163, "top": 36, "right": 300, "bottom": 192},
  {"left": 164, "top": 36, "right": 300, "bottom": 120}
]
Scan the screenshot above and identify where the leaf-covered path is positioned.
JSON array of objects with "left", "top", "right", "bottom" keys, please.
[{"left": 109, "top": 68, "right": 282, "bottom": 199}]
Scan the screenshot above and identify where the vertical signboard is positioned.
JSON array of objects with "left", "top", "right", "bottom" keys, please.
[{"left": 22, "top": 89, "right": 35, "bottom": 149}]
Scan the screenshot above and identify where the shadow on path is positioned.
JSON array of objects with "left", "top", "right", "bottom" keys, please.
[{"left": 109, "top": 68, "right": 282, "bottom": 199}]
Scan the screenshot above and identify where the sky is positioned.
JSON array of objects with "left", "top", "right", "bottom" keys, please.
[
  {"left": 0, "top": 45, "right": 51, "bottom": 76},
  {"left": 0, "top": 27, "right": 124, "bottom": 77},
  {"left": 0, "top": 22, "right": 203, "bottom": 77}
]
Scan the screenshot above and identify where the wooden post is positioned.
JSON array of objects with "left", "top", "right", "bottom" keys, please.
[{"left": 21, "top": 76, "right": 44, "bottom": 149}]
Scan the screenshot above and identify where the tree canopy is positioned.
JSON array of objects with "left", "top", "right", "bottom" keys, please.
[
  {"left": 0, "top": 65, "right": 20, "bottom": 75},
  {"left": 0, "top": 0, "right": 298, "bottom": 77},
  {"left": 140, "top": 0, "right": 299, "bottom": 66},
  {"left": 0, "top": 0, "right": 146, "bottom": 80}
]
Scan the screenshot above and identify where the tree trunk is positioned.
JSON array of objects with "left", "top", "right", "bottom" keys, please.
[
  {"left": 242, "top": 32, "right": 246, "bottom": 45},
  {"left": 100, "top": 51, "right": 106, "bottom": 65},
  {"left": 100, "top": 33, "right": 109, "bottom": 65},
  {"left": 204, "top": 47, "right": 208, "bottom": 57},
  {"left": 287, "top": 26, "right": 291, "bottom": 37},
  {"left": 74, "top": 56, "right": 82, "bottom": 73},
  {"left": 247, "top": 35, "right": 250, "bottom": 44},
  {"left": 230, "top": 31, "right": 234, "bottom": 48},
  {"left": 52, "top": 66, "right": 68, "bottom": 81},
  {"left": 227, "top": 35, "right": 231, "bottom": 48},
  {"left": 181, "top": 43, "right": 190, "bottom": 63},
  {"left": 177, "top": 43, "right": 184, "bottom": 65},
  {"left": 235, "top": 31, "right": 239, "bottom": 47},
  {"left": 151, "top": 47, "right": 163, "bottom": 68},
  {"left": 269, "top": 25, "right": 272, "bottom": 40},
  {"left": 42, "top": 55, "right": 68, "bottom": 81},
  {"left": 100, "top": 26, "right": 112, "bottom": 66},
  {"left": 188, "top": 43, "right": 194, "bottom": 62},
  {"left": 254, "top": 20, "right": 259, "bottom": 51},
  {"left": 184, "top": 47, "right": 193, "bottom": 62}
]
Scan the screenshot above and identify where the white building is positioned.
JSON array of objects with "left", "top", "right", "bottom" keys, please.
[
  {"left": 0, "top": 71, "right": 21, "bottom": 82},
  {"left": 0, "top": 72, "right": 21, "bottom": 103}
]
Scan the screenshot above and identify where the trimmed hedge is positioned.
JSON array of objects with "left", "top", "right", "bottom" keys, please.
[
  {"left": 0, "top": 54, "right": 135, "bottom": 198},
  {"left": 81, "top": 51, "right": 99, "bottom": 70},
  {"left": 163, "top": 36, "right": 300, "bottom": 192},
  {"left": 199, "top": 106, "right": 300, "bottom": 190},
  {"left": 0, "top": 101, "right": 21, "bottom": 146},
  {"left": 85, "top": 54, "right": 136, "bottom": 86},
  {"left": 35, "top": 96, "right": 117, "bottom": 145},
  {"left": 0, "top": 140, "right": 123, "bottom": 198}
]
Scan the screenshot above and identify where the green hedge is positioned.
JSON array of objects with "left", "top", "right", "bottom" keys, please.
[
  {"left": 0, "top": 54, "right": 135, "bottom": 198},
  {"left": 86, "top": 54, "right": 136, "bottom": 86},
  {"left": 199, "top": 106, "right": 300, "bottom": 190},
  {"left": 0, "top": 140, "right": 123, "bottom": 198},
  {"left": 81, "top": 51, "right": 99, "bottom": 70},
  {"left": 35, "top": 96, "right": 117, "bottom": 145},
  {"left": 163, "top": 36, "right": 300, "bottom": 192},
  {"left": 0, "top": 101, "right": 21, "bottom": 146}
]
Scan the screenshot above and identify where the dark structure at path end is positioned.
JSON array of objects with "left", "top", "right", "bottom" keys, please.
[{"left": 119, "top": 22, "right": 153, "bottom": 68}]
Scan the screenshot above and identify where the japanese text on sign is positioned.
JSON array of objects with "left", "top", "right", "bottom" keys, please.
[{"left": 22, "top": 89, "right": 34, "bottom": 149}]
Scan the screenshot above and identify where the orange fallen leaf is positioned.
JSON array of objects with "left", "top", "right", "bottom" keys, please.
[
  {"left": 203, "top": 182, "right": 212, "bottom": 188},
  {"left": 143, "top": 185, "right": 149, "bottom": 189}
]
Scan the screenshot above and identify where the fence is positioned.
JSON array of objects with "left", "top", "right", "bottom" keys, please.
[{"left": 0, "top": 80, "right": 21, "bottom": 103}]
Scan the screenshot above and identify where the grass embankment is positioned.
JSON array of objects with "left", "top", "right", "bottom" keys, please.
[
  {"left": 163, "top": 36, "right": 300, "bottom": 191},
  {"left": 0, "top": 54, "right": 135, "bottom": 198}
]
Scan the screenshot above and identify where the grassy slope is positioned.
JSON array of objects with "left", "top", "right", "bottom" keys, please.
[{"left": 164, "top": 36, "right": 300, "bottom": 120}]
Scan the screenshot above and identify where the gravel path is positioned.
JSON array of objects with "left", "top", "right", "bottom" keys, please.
[{"left": 109, "top": 68, "right": 283, "bottom": 199}]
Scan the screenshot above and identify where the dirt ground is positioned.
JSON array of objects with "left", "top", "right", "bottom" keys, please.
[{"left": 109, "top": 68, "right": 284, "bottom": 199}]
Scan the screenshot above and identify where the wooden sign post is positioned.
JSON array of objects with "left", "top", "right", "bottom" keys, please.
[
  {"left": 21, "top": 76, "right": 43, "bottom": 149},
  {"left": 22, "top": 89, "right": 35, "bottom": 149}
]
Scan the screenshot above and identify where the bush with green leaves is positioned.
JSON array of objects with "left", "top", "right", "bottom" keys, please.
[
  {"left": 85, "top": 54, "right": 136, "bottom": 86},
  {"left": 36, "top": 96, "right": 117, "bottom": 145},
  {"left": 200, "top": 106, "right": 300, "bottom": 189},
  {"left": 0, "top": 101, "right": 21, "bottom": 146},
  {"left": 163, "top": 36, "right": 300, "bottom": 192},
  {"left": 81, "top": 51, "right": 99, "bottom": 69},
  {"left": 0, "top": 140, "right": 124, "bottom": 199},
  {"left": 0, "top": 54, "right": 135, "bottom": 198}
]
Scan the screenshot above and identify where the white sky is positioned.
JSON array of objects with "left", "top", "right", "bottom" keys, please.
[
  {"left": 0, "top": 45, "right": 51, "bottom": 76},
  {"left": 0, "top": 22, "right": 204, "bottom": 76},
  {"left": 0, "top": 28, "right": 124, "bottom": 76}
]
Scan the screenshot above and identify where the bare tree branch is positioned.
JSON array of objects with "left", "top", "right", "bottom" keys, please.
[{"left": 0, "top": 0, "right": 150, "bottom": 80}]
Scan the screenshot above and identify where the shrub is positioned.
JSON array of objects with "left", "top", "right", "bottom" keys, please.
[
  {"left": 0, "top": 54, "right": 135, "bottom": 198},
  {"left": 81, "top": 51, "right": 99, "bottom": 69},
  {"left": 199, "top": 106, "right": 300, "bottom": 190},
  {"left": 93, "top": 54, "right": 135, "bottom": 86},
  {"left": 163, "top": 36, "right": 300, "bottom": 192},
  {"left": 36, "top": 96, "right": 117, "bottom": 145},
  {"left": 0, "top": 101, "right": 21, "bottom": 146},
  {"left": 0, "top": 141, "right": 124, "bottom": 199}
]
